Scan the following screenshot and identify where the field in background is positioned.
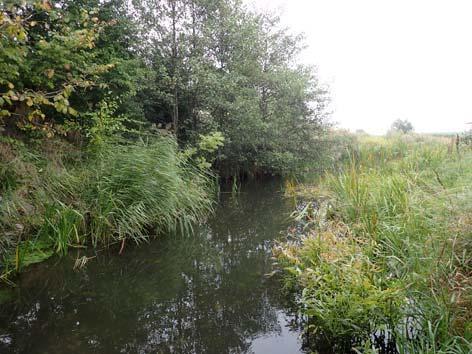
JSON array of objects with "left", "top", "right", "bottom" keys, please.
[{"left": 277, "top": 134, "right": 472, "bottom": 353}]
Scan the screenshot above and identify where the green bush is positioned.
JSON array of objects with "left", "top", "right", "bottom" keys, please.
[{"left": 275, "top": 230, "right": 404, "bottom": 341}]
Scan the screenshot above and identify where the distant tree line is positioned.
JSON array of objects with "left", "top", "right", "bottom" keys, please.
[
  {"left": 390, "top": 119, "right": 414, "bottom": 134},
  {"left": 0, "top": 0, "right": 330, "bottom": 177}
]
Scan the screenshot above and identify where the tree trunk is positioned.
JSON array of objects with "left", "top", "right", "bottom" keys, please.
[{"left": 170, "top": 0, "right": 179, "bottom": 137}]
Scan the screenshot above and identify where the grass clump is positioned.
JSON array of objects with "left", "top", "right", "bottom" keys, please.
[
  {"left": 276, "top": 134, "right": 472, "bottom": 353},
  {"left": 275, "top": 228, "right": 403, "bottom": 344},
  {"left": 0, "top": 136, "right": 214, "bottom": 276}
]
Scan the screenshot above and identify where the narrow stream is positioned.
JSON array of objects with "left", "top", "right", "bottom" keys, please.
[{"left": 0, "top": 181, "right": 305, "bottom": 354}]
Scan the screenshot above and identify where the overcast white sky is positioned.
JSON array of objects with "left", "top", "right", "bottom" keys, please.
[{"left": 247, "top": 0, "right": 472, "bottom": 134}]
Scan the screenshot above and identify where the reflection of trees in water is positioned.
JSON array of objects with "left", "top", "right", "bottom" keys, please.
[
  {"left": 126, "top": 276, "right": 281, "bottom": 353},
  {"left": 123, "top": 183, "right": 291, "bottom": 353},
  {"left": 0, "top": 181, "right": 295, "bottom": 354}
]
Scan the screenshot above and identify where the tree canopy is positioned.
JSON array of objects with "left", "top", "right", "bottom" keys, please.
[
  {"left": 1, "top": 0, "right": 330, "bottom": 177},
  {"left": 390, "top": 119, "right": 414, "bottom": 134}
]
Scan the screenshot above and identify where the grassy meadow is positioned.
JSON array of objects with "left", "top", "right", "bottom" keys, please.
[{"left": 276, "top": 134, "right": 472, "bottom": 353}]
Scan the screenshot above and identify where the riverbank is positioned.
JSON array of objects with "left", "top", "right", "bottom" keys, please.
[
  {"left": 276, "top": 135, "right": 472, "bottom": 353},
  {"left": 0, "top": 136, "right": 213, "bottom": 280}
]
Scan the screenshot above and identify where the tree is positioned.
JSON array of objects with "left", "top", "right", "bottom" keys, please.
[
  {"left": 0, "top": 0, "right": 114, "bottom": 136},
  {"left": 390, "top": 119, "right": 414, "bottom": 134},
  {"left": 1, "top": 0, "right": 331, "bottom": 177}
]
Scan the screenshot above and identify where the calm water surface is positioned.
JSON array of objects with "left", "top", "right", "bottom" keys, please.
[{"left": 0, "top": 181, "right": 305, "bottom": 354}]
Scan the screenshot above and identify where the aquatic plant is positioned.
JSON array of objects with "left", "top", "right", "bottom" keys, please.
[
  {"left": 79, "top": 138, "right": 214, "bottom": 245},
  {"left": 276, "top": 135, "right": 472, "bottom": 353},
  {"left": 0, "top": 136, "right": 214, "bottom": 275}
]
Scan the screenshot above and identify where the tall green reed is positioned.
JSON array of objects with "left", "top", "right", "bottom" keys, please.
[
  {"left": 276, "top": 135, "right": 471, "bottom": 353},
  {"left": 1, "top": 136, "right": 215, "bottom": 275}
]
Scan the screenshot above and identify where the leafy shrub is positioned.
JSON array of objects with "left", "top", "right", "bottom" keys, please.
[{"left": 275, "top": 229, "right": 404, "bottom": 341}]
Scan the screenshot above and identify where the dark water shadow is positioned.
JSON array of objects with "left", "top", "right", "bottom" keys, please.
[{"left": 0, "top": 180, "right": 306, "bottom": 354}]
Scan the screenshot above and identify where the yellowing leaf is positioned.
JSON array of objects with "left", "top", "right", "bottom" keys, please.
[
  {"left": 42, "top": 0, "right": 52, "bottom": 11},
  {"left": 45, "top": 69, "right": 55, "bottom": 79},
  {"left": 7, "top": 82, "right": 14, "bottom": 89},
  {"left": 17, "top": 30, "right": 27, "bottom": 42}
]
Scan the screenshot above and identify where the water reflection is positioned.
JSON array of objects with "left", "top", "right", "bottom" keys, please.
[{"left": 0, "top": 181, "right": 304, "bottom": 354}]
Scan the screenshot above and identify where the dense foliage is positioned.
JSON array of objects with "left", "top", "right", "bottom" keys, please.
[
  {"left": 277, "top": 135, "right": 472, "bottom": 353},
  {"left": 0, "top": 136, "right": 214, "bottom": 276},
  {"left": 0, "top": 0, "right": 330, "bottom": 275},
  {"left": 1, "top": 0, "right": 329, "bottom": 177}
]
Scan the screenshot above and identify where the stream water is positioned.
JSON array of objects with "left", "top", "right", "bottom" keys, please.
[{"left": 0, "top": 181, "right": 306, "bottom": 354}]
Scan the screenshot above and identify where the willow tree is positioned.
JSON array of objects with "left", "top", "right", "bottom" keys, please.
[{"left": 129, "top": 0, "right": 330, "bottom": 175}]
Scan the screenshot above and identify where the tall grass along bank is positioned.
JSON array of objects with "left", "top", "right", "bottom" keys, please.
[
  {"left": 0, "top": 136, "right": 214, "bottom": 279},
  {"left": 275, "top": 135, "right": 471, "bottom": 353}
]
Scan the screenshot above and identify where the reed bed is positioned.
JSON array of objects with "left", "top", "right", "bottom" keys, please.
[
  {"left": 276, "top": 135, "right": 472, "bottom": 353},
  {"left": 0, "top": 136, "right": 214, "bottom": 275}
]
